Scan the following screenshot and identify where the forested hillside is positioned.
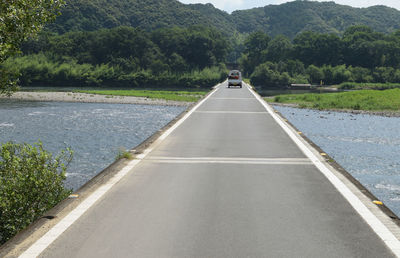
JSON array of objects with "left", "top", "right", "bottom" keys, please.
[
  {"left": 47, "top": 0, "right": 400, "bottom": 38},
  {"left": 233, "top": 1, "right": 400, "bottom": 38},
  {"left": 47, "top": 0, "right": 235, "bottom": 34}
]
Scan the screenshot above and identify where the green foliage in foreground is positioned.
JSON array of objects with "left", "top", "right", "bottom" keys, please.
[
  {"left": 0, "top": 142, "right": 72, "bottom": 244},
  {"left": 339, "top": 82, "right": 400, "bottom": 90},
  {"left": 269, "top": 89, "right": 400, "bottom": 111},
  {"left": 75, "top": 90, "right": 208, "bottom": 102}
]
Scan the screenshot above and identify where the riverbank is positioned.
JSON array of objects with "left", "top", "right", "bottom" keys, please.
[
  {"left": 0, "top": 91, "right": 193, "bottom": 106},
  {"left": 266, "top": 89, "right": 400, "bottom": 117}
]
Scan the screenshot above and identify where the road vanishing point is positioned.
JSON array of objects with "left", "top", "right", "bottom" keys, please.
[{"left": 19, "top": 83, "right": 400, "bottom": 257}]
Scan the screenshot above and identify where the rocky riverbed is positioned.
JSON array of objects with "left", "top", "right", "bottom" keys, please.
[{"left": 1, "top": 91, "right": 192, "bottom": 106}]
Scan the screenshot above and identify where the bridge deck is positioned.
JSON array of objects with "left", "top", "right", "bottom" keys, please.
[{"left": 38, "top": 83, "right": 394, "bottom": 257}]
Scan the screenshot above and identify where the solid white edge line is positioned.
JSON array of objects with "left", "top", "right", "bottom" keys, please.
[
  {"left": 18, "top": 84, "right": 222, "bottom": 258},
  {"left": 246, "top": 84, "right": 400, "bottom": 257}
]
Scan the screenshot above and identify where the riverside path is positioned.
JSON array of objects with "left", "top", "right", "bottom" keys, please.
[{"left": 23, "top": 83, "right": 398, "bottom": 257}]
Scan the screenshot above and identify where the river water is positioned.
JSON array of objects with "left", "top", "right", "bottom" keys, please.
[
  {"left": 0, "top": 100, "right": 185, "bottom": 190},
  {"left": 274, "top": 105, "right": 400, "bottom": 217}
]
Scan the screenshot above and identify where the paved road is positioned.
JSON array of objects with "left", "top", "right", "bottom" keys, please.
[{"left": 40, "top": 84, "right": 394, "bottom": 257}]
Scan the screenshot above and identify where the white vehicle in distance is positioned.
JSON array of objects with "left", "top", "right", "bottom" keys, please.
[{"left": 228, "top": 70, "right": 242, "bottom": 88}]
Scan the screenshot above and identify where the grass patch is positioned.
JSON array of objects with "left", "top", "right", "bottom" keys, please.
[
  {"left": 267, "top": 89, "right": 400, "bottom": 111},
  {"left": 115, "top": 148, "right": 133, "bottom": 161},
  {"left": 74, "top": 89, "right": 209, "bottom": 102}
]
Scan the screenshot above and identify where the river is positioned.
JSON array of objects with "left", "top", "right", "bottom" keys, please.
[
  {"left": 0, "top": 100, "right": 185, "bottom": 190},
  {"left": 274, "top": 105, "right": 400, "bottom": 217}
]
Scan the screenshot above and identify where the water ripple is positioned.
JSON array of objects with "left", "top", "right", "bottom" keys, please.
[{"left": 0, "top": 99, "right": 185, "bottom": 190}]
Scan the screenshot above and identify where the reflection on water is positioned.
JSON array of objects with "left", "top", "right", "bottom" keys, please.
[
  {"left": 0, "top": 100, "right": 185, "bottom": 190},
  {"left": 275, "top": 105, "right": 400, "bottom": 216}
]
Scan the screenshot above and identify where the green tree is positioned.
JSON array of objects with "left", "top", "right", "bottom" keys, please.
[
  {"left": 342, "top": 25, "right": 385, "bottom": 68},
  {"left": 250, "top": 62, "right": 290, "bottom": 88},
  {"left": 293, "top": 31, "right": 343, "bottom": 66},
  {"left": 241, "top": 31, "right": 270, "bottom": 75},
  {"left": 306, "top": 65, "right": 324, "bottom": 84},
  {"left": 265, "top": 35, "right": 293, "bottom": 63},
  {"left": 0, "top": 0, "right": 65, "bottom": 95}
]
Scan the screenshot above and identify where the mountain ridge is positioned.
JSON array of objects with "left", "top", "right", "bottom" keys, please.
[{"left": 47, "top": 0, "right": 400, "bottom": 38}]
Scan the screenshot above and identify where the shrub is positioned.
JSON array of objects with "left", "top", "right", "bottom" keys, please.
[
  {"left": 250, "top": 62, "right": 292, "bottom": 88},
  {"left": 115, "top": 148, "right": 133, "bottom": 161},
  {"left": 0, "top": 142, "right": 72, "bottom": 244}
]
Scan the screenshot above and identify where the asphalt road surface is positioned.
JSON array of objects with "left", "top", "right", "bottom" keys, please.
[{"left": 39, "top": 83, "right": 394, "bottom": 257}]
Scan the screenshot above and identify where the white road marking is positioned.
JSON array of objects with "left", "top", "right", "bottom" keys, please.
[
  {"left": 194, "top": 111, "right": 268, "bottom": 114},
  {"left": 211, "top": 97, "right": 255, "bottom": 100},
  {"left": 246, "top": 84, "right": 400, "bottom": 257},
  {"left": 145, "top": 157, "right": 312, "bottom": 165},
  {"left": 18, "top": 85, "right": 222, "bottom": 258}
]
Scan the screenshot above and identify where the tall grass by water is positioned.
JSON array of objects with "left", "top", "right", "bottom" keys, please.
[{"left": 269, "top": 89, "right": 400, "bottom": 111}]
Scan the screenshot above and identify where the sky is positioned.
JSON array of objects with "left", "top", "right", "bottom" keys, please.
[{"left": 178, "top": 0, "right": 400, "bottom": 14}]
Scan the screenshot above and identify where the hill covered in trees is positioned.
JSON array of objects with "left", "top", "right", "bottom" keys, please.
[
  {"left": 47, "top": 0, "right": 400, "bottom": 38},
  {"left": 46, "top": 0, "right": 235, "bottom": 34},
  {"left": 233, "top": 1, "right": 400, "bottom": 38}
]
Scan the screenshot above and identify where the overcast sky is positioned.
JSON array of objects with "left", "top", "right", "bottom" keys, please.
[{"left": 178, "top": 0, "right": 400, "bottom": 14}]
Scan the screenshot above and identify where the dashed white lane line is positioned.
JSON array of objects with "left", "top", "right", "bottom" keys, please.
[
  {"left": 145, "top": 157, "right": 312, "bottom": 165},
  {"left": 246, "top": 84, "right": 400, "bottom": 257},
  {"left": 19, "top": 85, "right": 222, "bottom": 258}
]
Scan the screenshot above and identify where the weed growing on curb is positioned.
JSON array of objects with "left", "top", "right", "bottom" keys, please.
[{"left": 115, "top": 148, "right": 133, "bottom": 161}]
